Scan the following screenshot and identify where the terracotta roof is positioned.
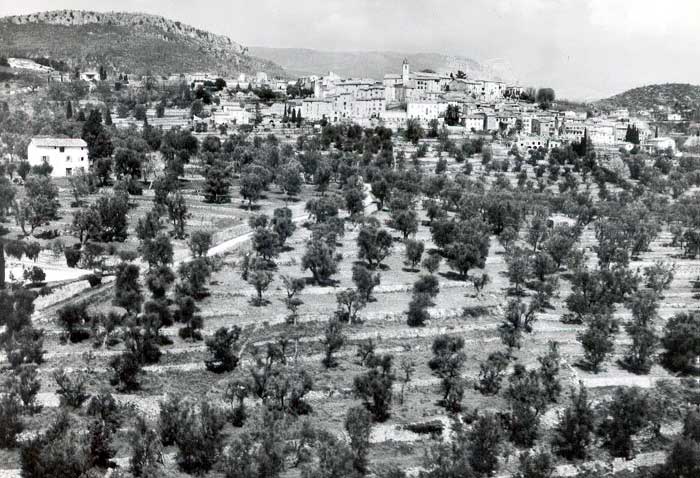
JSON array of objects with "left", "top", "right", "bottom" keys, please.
[{"left": 30, "top": 137, "right": 87, "bottom": 148}]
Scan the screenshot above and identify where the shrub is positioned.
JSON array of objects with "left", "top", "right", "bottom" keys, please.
[
  {"left": 404, "top": 239, "right": 424, "bottom": 269},
  {"left": 129, "top": 415, "right": 163, "bottom": 477},
  {"left": 8, "top": 365, "right": 41, "bottom": 414},
  {"left": 553, "top": 382, "right": 595, "bottom": 460},
  {"left": 87, "top": 418, "right": 115, "bottom": 468},
  {"left": 321, "top": 317, "right": 345, "bottom": 368},
  {"left": 65, "top": 248, "right": 81, "bottom": 268},
  {"left": 56, "top": 301, "right": 91, "bottom": 343},
  {"left": 188, "top": 230, "right": 213, "bottom": 258},
  {"left": 406, "top": 293, "right": 431, "bottom": 327},
  {"left": 516, "top": 450, "right": 555, "bottom": 478},
  {"left": 20, "top": 413, "right": 91, "bottom": 478},
  {"left": 346, "top": 406, "right": 372, "bottom": 474},
  {"left": 53, "top": 368, "right": 89, "bottom": 408},
  {"left": 476, "top": 351, "right": 509, "bottom": 395},
  {"left": 352, "top": 263, "right": 380, "bottom": 302},
  {"left": 0, "top": 393, "right": 23, "bottom": 448},
  {"left": 204, "top": 326, "right": 241, "bottom": 373},
  {"left": 87, "top": 273, "right": 102, "bottom": 287},
  {"left": 353, "top": 355, "right": 395, "bottom": 421},
  {"left": 403, "top": 420, "right": 444, "bottom": 435},
  {"left": 87, "top": 391, "right": 121, "bottom": 431},
  {"left": 159, "top": 394, "right": 185, "bottom": 446},
  {"left": 469, "top": 413, "right": 503, "bottom": 475},
  {"left": 6, "top": 327, "right": 45, "bottom": 369},
  {"left": 661, "top": 312, "right": 700, "bottom": 373},
  {"left": 109, "top": 350, "right": 142, "bottom": 392},
  {"left": 598, "top": 387, "right": 651, "bottom": 458},
  {"left": 174, "top": 400, "right": 226, "bottom": 474},
  {"left": 23, "top": 266, "right": 45, "bottom": 285},
  {"left": 118, "top": 249, "right": 139, "bottom": 262}
]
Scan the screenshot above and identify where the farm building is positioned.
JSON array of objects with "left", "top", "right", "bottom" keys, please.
[{"left": 27, "top": 137, "right": 89, "bottom": 177}]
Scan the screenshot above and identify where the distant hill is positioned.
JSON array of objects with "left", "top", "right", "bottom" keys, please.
[
  {"left": 249, "top": 47, "right": 516, "bottom": 83},
  {"left": 595, "top": 83, "right": 700, "bottom": 112},
  {"left": 0, "top": 10, "right": 285, "bottom": 78}
]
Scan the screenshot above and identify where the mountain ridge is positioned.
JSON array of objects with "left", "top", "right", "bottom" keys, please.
[
  {"left": 249, "top": 46, "right": 516, "bottom": 83},
  {"left": 0, "top": 10, "right": 285, "bottom": 78}
]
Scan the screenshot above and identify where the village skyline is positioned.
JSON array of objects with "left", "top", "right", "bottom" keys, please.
[{"left": 1, "top": 0, "right": 699, "bottom": 100}]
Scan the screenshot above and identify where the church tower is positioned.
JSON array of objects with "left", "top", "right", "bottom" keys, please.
[{"left": 402, "top": 58, "right": 410, "bottom": 84}]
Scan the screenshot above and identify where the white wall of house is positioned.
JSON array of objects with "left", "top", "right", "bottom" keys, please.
[{"left": 27, "top": 139, "right": 89, "bottom": 178}]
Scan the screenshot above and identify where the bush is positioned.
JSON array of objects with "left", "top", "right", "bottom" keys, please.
[
  {"left": 0, "top": 393, "right": 23, "bottom": 448},
  {"left": 174, "top": 400, "right": 226, "bottom": 474},
  {"left": 109, "top": 350, "right": 142, "bottom": 392},
  {"left": 476, "top": 351, "right": 509, "bottom": 395},
  {"left": 6, "top": 327, "right": 45, "bottom": 369},
  {"left": 661, "top": 312, "right": 700, "bottom": 373},
  {"left": 118, "top": 249, "right": 139, "bottom": 262},
  {"left": 64, "top": 247, "right": 81, "bottom": 268},
  {"left": 56, "top": 302, "right": 91, "bottom": 343},
  {"left": 53, "top": 369, "right": 89, "bottom": 408},
  {"left": 87, "top": 391, "right": 121, "bottom": 431},
  {"left": 19, "top": 413, "right": 91, "bottom": 478},
  {"left": 353, "top": 355, "right": 395, "bottom": 421},
  {"left": 86, "top": 273, "right": 102, "bottom": 287},
  {"left": 403, "top": 420, "right": 444, "bottom": 435},
  {"left": 406, "top": 293, "right": 431, "bottom": 327},
  {"left": 23, "top": 266, "right": 45, "bottom": 285},
  {"left": 204, "top": 326, "right": 241, "bottom": 373},
  {"left": 9, "top": 365, "right": 41, "bottom": 414},
  {"left": 159, "top": 394, "right": 185, "bottom": 446},
  {"left": 129, "top": 415, "right": 163, "bottom": 477},
  {"left": 469, "top": 414, "right": 503, "bottom": 475},
  {"left": 87, "top": 418, "right": 115, "bottom": 468}
]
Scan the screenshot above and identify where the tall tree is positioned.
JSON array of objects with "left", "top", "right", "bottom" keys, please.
[{"left": 82, "top": 109, "right": 113, "bottom": 160}]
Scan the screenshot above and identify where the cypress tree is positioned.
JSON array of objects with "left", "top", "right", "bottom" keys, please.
[
  {"left": 104, "top": 108, "right": 113, "bottom": 126},
  {"left": 291, "top": 108, "right": 297, "bottom": 123},
  {"left": 296, "top": 110, "right": 302, "bottom": 126},
  {"left": 66, "top": 101, "right": 73, "bottom": 119},
  {"left": 282, "top": 104, "right": 288, "bottom": 123}
]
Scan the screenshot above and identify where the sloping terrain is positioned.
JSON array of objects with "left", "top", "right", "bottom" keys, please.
[
  {"left": 0, "top": 10, "right": 285, "bottom": 77},
  {"left": 595, "top": 83, "right": 700, "bottom": 112}
]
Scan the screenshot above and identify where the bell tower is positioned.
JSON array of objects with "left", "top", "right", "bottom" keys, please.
[{"left": 402, "top": 58, "right": 410, "bottom": 84}]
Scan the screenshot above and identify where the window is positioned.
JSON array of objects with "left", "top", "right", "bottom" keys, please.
[
  {"left": 66, "top": 156, "right": 71, "bottom": 162},
  {"left": 65, "top": 168, "right": 72, "bottom": 176},
  {"left": 59, "top": 147, "right": 65, "bottom": 152},
  {"left": 41, "top": 155, "right": 49, "bottom": 162}
]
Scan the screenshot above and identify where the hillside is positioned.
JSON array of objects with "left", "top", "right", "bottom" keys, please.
[
  {"left": 0, "top": 10, "right": 286, "bottom": 78},
  {"left": 249, "top": 46, "right": 516, "bottom": 82},
  {"left": 595, "top": 83, "right": 700, "bottom": 112}
]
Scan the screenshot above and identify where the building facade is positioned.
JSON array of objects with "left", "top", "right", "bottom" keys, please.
[{"left": 27, "top": 137, "right": 89, "bottom": 177}]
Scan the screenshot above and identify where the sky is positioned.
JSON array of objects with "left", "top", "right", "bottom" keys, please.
[{"left": 1, "top": 0, "right": 699, "bottom": 100}]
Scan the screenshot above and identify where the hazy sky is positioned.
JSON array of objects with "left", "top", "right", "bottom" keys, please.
[{"left": 1, "top": 0, "right": 699, "bottom": 99}]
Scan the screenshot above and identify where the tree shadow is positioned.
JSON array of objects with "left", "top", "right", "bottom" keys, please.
[
  {"left": 239, "top": 203, "right": 262, "bottom": 211},
  {"left": 250, "top": 298, "right": 271, "bottom": 307},
  {"left": 438, "top": 271, "right": 468, "bottom": 281},
  {"left": 303, "top": 277, "right": 340, "bottom": 287},
  {"left": 573, "top": 360, "right": 601, "bottom": 373}
]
